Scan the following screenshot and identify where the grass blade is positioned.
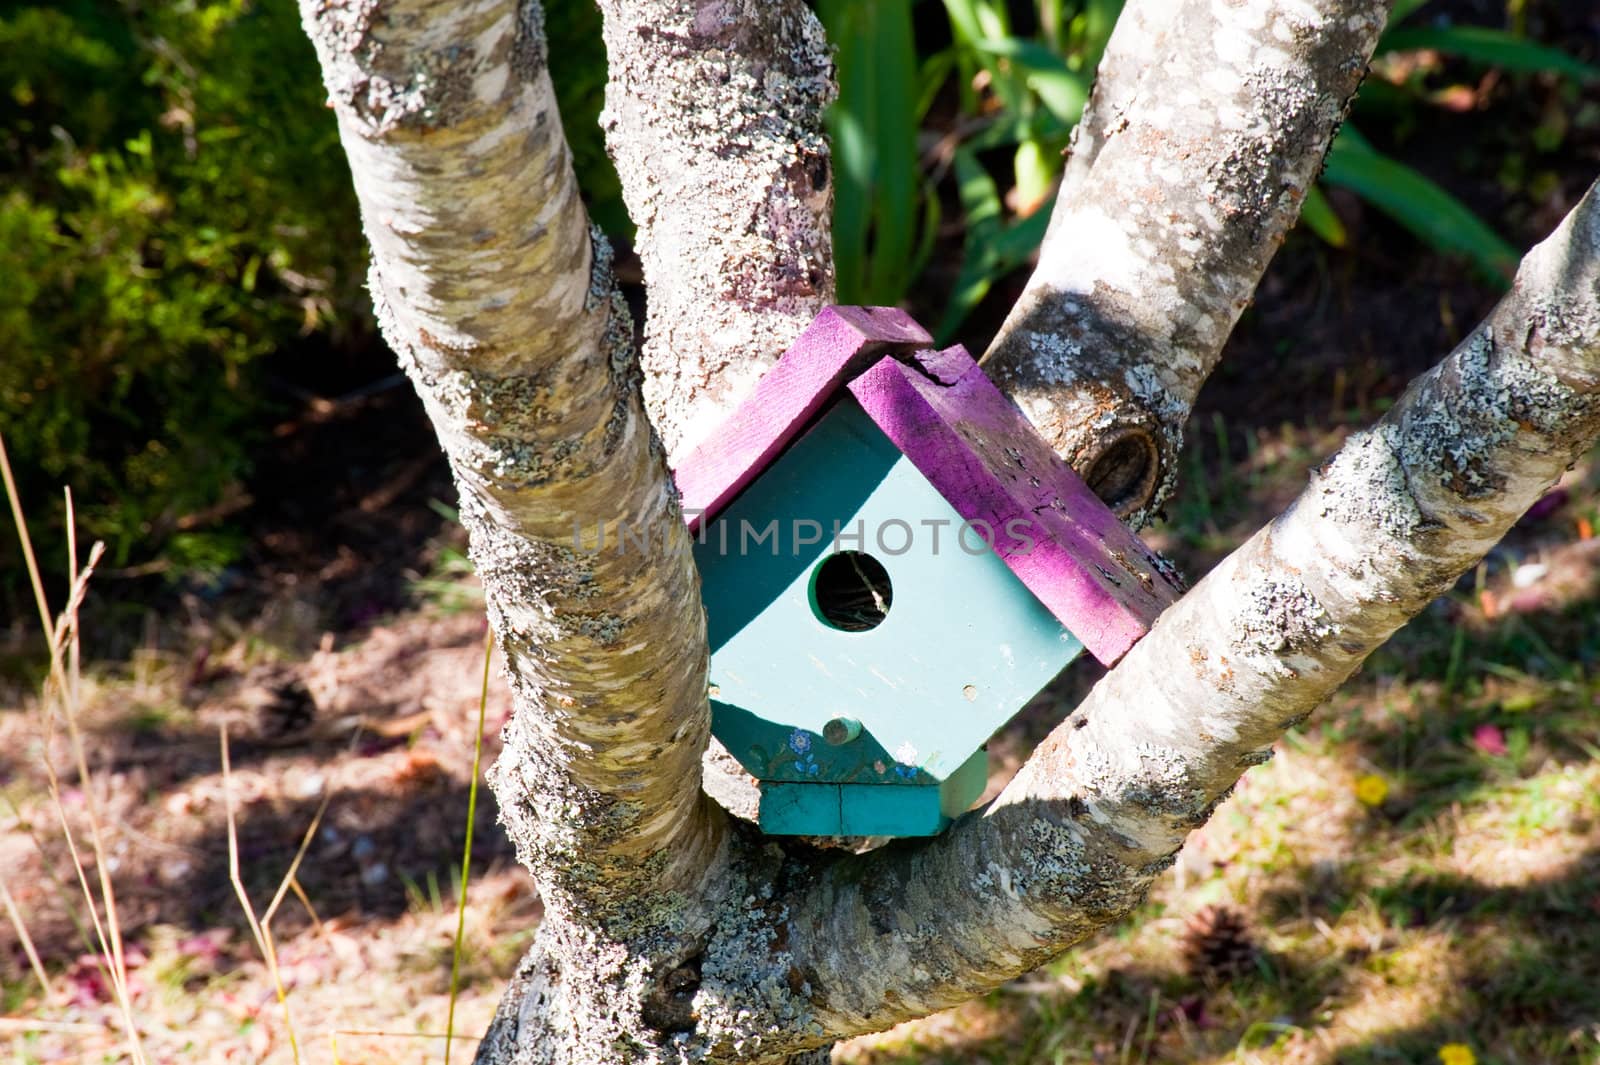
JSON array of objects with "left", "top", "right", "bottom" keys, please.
[
  {"left": 1388, "top": 0, "right": 1432, "bottom": 24},
  {"left": 863, "top": 0, "right": 919, "bottom": 303},
  {"left": 0, "top": 435, "right": 147, "bottom": 1063},
  {"left": 1379, "top": 25, "right": 1600, "bottom": 81},
  {"left": 1299, "top": 183, "right": 1349, "bottom": 247},
  {"left": 937, "top": 147, "right": 1005, "bottom": 339},
  {"left": 221, "top": 727, "right": 302, "bottom": 1065},
  {"left": 1321, "top": 128, "right": 1518, "bottom": 282},
  {"left": 444, "top": 625, "right": 494, "bottom": 1065},
  {"left": 0, "top": 877, "right": 52, "bottom": 1002}
]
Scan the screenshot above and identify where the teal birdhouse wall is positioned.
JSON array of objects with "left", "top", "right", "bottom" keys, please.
[{"left": 673, "top": 307, "right": 1182, "bottom": 838}]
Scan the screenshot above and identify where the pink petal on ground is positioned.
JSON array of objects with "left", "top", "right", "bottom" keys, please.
[{"left": 1472, "top": 724, "right": 1508, "bottom": 756}]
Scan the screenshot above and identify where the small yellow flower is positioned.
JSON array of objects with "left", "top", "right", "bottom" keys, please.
[
  {"left": 1437, "top": 1043, "right": 1476, "bottom": 1065},
  {"left": 1354, "top": 773, "right": 1389, "bottom": 807}
]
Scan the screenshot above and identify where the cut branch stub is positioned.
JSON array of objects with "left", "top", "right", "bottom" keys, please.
[
  {"left": 677, "top": 307, "right": 1180, "bottom": 838},
  {"left": 983, "top": 0, "right": 1392, "bottom": 526},
  {"left": 778, "top": 176, "right": 1600, "bottom": 1043},
  {"left": 1079, "top": 425, "right": 1163, "bottom": 516}
]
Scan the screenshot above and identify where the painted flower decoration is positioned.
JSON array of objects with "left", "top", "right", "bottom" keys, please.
[
  {"left": 788, "top": 730, "right": 812, "bottom": 755},
  {"left": 1354, "top": 773, "right": 1389, "bottom": 807},
  {"left": 894, "top": 741, "right": 919, "bottom": 765},
  {"left": 1437, "top": 1043, "right": 1476, "bottom": 1065}
]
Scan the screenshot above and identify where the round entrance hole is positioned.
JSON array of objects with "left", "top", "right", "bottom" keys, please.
[{"left": 810, "top": 551, "right": 893, "bottom": 632}]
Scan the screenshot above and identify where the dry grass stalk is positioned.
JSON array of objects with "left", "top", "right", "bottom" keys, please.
[
  {"left": 1, "top": 435, "right": 147, "bottom": 1063},
  {"left": 444, "top": 626, "right": 495, "bottom": 1065},
  {"left": 220, "top": 724, "right": 304, "bottom": 1065},
  {"left": 0, "top": 877, "right": 52, "bottom": 1002}
]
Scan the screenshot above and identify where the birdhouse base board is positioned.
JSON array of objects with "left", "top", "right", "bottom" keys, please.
[{"left": 755, "top": 749, "right": 988, "bottom": 837}]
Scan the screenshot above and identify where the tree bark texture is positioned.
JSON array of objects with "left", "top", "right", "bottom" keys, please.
[
  {"left": 296, "top": 0, "right": 724, "bottom": 930},
  {"left": 592, "top": 0, "right": 836, "bottom": 816},
  {"left": 474, "top": 179, "right": 1600, "bottom": 1064},
  {"left": 984, "top": 0, "right": 1391, "bottom": 525},
  {"left": 595, "top": 0, "right": 837, "bottom": 460},
  {"left": 296, "top": 0, "right": 1600, "bottom": 1062}
]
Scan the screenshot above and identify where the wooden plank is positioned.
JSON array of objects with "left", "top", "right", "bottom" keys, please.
[
  {"left": 847, "top": 346, "right": 1182, "bottom": 665},
  {"left": 673, "top": 306, "right": 932, "bottom": 531},
  {"left": 758, "top": 781, "right": 844, "bottom": 835}
]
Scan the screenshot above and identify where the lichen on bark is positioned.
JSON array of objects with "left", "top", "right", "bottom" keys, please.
[
  {"left": 984, "top": 0, "right": 1392, "bottom": 525},
  {"left": 594, "top": 0, "right": 837, "bottom": 459}
]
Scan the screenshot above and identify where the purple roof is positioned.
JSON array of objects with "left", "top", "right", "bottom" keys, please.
[{"left": 672, "top": 306, "right": 1181, "bottom": 665}]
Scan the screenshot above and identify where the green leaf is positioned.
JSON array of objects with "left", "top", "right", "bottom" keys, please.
[
  {"left": 988, "top": 198, "right": 1052, "bottom": 266},
  {"left": 916, "top": 47, "right": 957, "bottom": 124},
  {"left": 1298, "top": 184, "right": 1348, "bottom": 248},
  {"left": 1379, "top": 25, "right": 1600, "bottom": 81},
  {"left": 1079, "top": 0, "right": 1124, "bottom": 72},
  {"left": 943, "top": 2, "right": 1031, "bottom": 114},
  {"left": 935, "top": 149, "right": 1055, "bottom": 341},
  {"left": 862, "top": 0, "right": 920, "bottom": 303},
  {"left": 817, "top": 0, "right": 923, "bottom": 304},
  {"left": 1026, "top": 66, "right": 1089, "bottom": 124},
  {"left": 1321, "top": 129, "right": 1518, "bottom": 282},
  {"left": 1013, "top": 137, "right": 1057, "bottom": 216},
  {"left": 937, "top": 147, "right": 1004, "bottom": 339},
  {"left": 1387, "top": 0, "right": 1432, "bottom": 27}
]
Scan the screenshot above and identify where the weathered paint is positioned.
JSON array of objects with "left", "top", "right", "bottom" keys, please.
[
  {"left": 674, "top": 306, "right": 931, "bottom": 530},
  {"left": 680, "top": 313, "right": 1181, "bottom": 663},
  {"left": 848, "top": 345, "right": 1181, "bottom": 664},
  {"left": 683, "top": 313, "right": 1177, "bottom": 836},
  {"left": 681, "top": 311, "right": 1184, "bottom": 831}
]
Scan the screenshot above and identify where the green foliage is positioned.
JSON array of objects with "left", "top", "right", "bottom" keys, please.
[
  {"left": 0, "top": 0, "right": 366, "bottom": 573},
  {"left": 543, "top": 2, "right": 627, "bottom": 235},
  {"left": 816, "top": 0, "right": 928, "bottom": 306},
  {"left": 930, "top": 0, "right": 1097, "bottom": 336},
  {"left": 0, "top": 0, "right": 623, "bottom": 583},
  {"left": 940, "top": 147, "right": 1052, "bottom": 340},
  {"left": 1321, "top": 128, "right": 1521, "bottom": 282},
  {"left": 1377, "top": 24, "right": 1600, "bottom": 83},
  {"left": 1319, "top": 6, "right": 1600, "bottom": 282},
  {"left": 821, "top": 0, "right": 1590, "bottom": 332},
  {"left": 818, "top": 0, "right": 1107, "bottom": 320}
]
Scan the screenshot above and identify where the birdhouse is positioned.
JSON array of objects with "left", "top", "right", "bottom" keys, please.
[{"left": 674, "top": 306, "right": 1181, "bottom": 838}]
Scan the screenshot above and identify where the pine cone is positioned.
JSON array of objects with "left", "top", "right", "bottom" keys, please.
[{"left": 1179, "top": 903, "right": 1256, "bottom": 979}]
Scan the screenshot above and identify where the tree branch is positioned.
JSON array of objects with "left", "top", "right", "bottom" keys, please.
[
  {"left": 297, "top": 0, "right": 721, "bottom": 919},
  {"left": 984, "top": 0, "right": 1391, "bottom": 524},
  {"left": 773, "top": 176, "right": 1600, "bottom": 1042},
  {"left": 595, "top": 0, "right": 836, "bottom": 459},
  {"left": 1054, "top": 0, "right": 1176, "bottom": 203}
]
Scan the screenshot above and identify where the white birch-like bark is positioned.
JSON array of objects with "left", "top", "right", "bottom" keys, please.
[
  {"left": 594, "top": 0, "right": 836, "bottom": 459},
  {"left": 296, "top": 0, "right": 1600, "bottom": 1062},
  {"left": 985, "top": 0, "right": 1392, "bottom": 524},
  {"left": 591, "top": 0, "right": 836, "bottom": 817},
  {"left": 1054, "top": 0, "right": 1176, "bottom": 201},
  {"left": 775, "top": 181, "right": 1600, "bottom": 1036},
  {"left": 295, "top": 0, "right": 724, "bottom": 929}
]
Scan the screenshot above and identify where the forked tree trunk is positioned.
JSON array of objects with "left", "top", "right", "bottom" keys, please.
[{"left": 296, "top": 0, "right": 1600, "bottom": 1061}]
